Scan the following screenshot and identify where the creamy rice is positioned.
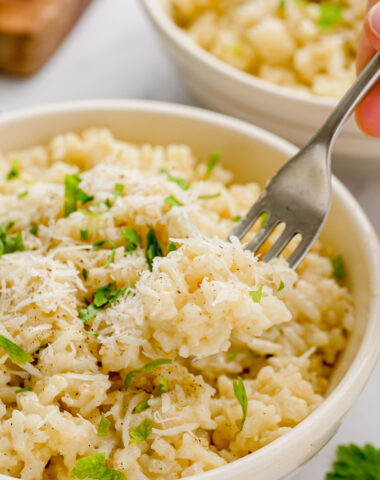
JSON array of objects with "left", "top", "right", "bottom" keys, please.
[
  {"left": 0, "top": 129, "right": 353, "bottom": 480},
  {"left": 170, "top": 0, "right": 365, "bottom": 97}
]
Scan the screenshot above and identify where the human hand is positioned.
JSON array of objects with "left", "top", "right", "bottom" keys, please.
[{"left": 356, "top": 0, "right": 380, "bottom": 137}]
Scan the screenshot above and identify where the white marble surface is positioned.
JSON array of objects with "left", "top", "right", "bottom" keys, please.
[{"left": 0, "top": 0, "right": 378, "bottom": 478}]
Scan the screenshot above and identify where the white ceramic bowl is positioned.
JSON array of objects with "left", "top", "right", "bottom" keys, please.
[
  {"left": 141, "top": 0, "right": 380, "bottom": 160},
  {"left": 0, "top": 100, "right": 379, "bottom": 480}
]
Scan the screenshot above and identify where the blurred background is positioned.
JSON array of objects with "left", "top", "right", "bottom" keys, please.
[{"left": 0, "top": 0, "right": 378, "bottom": 477}]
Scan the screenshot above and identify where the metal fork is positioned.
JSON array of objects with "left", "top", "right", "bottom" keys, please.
[{"left": 229, "top": 52, "right": 380, "bottom": 269}]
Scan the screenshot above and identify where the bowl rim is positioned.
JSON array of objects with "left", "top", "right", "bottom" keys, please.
[
  {"left": 0, "top": 99, "right": 379, "bottom": 480},
  {"left": 141, "top": 0, "right": 341, "bottom": 109}
]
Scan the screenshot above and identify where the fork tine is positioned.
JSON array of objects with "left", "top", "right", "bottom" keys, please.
[
  {"left": 245, "top": 217, "right": 279, "bottom": 253},
  {"left": 262, "top": 227, "right": 296, "bottom": 263},
  {"left": 228, "top": 198, "right": 266, "bottom": 241},
  {"left": 287, "top": 234, "right": 314, "bottom": 269}
]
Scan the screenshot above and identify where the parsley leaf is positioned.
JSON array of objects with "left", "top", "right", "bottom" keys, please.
[
  {"left": 0, "top": 334, "right": 33, "bottom": 365},
  {"left": 0, "top": 222, "right": 24, "bottom": 257},
  {"left": 198, "top": 193, "right": 221, "bottom": 200},
  {"left": 160, "top": 169, "right": 190, "bottom": 190},
  {"left": 124, "top": 358, "right": 172, "bottom": 390},
  {"left": 17, "top": 191, "right": 28, "bottom": 199},
  {"left": 227, "top": 350, "right": 238, "bottom": 361},
  {"left": 79, "top": 303, "right": 99, "bottom": 324},
  {"left": 205, "top": 150, "right": 221, "bottom": 178},
  {"left": 79, "top": 283, "right": 125, "bottom": 323},
  {"left": 133, "top": 400, "right": 150, "bottom": 414},
  {"left": 249, "top": 286, "right": 263, "bottom": 303},
  {"left": 331, "top": 255, "right": 346, "bottom": 285},
  {"left": 114, "top": 183, "right": 124, "bottom": 198},
  {"left": 232, "top": 215, "right": 242, "bottom": 222},
  {"left": 7, "top": 160, "right": 19, "bottom": 181},
  {"left": 15, "top": 386, "right": 32, "bottom": 394},
  {"left": 83, "top": 330, "right": 98, "bottom": 337},
  {"left": 155, "top": 377, "right": 169, "bottom": 396},
  {"left": 97, "top": 413, "right": 111, "bottom": 437},
  {"left": 64, "top": 174, "right": 81, "bottom": 217},
  {"left": 80, "top": 229, "right": 89, "bottom": 241},
  {"left": 164, "top": 195, "right": 183, "bottom": 207},
  {"left": 29, "top": 223, "right": 38, "bottom": 235},
  {"left": 145, "top": 228, "right": 163, "bottom": 271},
  {"left": 233, "top": 376, "right": 248, "bottom": 433},
  {"left": 93, "top": 240, "right": 106, "bottom": 251},
  {"left": 130, "top": 418, "right": 154, "bottom": 445},
  {"left": 105, "top": 247, "right": 116, "bottom": 268},
  {"left": 71, "top": 452, "right": 125, "bottom": 480},
  {"left": 325, "top": 443, "right": 380, "bottom": 479},
  {"left": 82, "top": 268, "right": 88, "bottom": 280},
  {"left": 77, "top": 188, "right": 94, "bottom": 204},
  {"left": 278, "top": 281, "right": 285, "bottom": 291},
  {"left": 121, "top": 228, "right": 141, "bottom": 254},
  {"left": 168, "top": 242, "right": 177, "bottom": 253},
  {"left": 318, "top": 3, "right": 342, "bottom": 30},
  {"left": 260, "top": 212, "right": 268, "bottom": 227}
]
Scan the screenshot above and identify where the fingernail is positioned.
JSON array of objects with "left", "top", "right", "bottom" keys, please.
[{"left": 369, "top": 3, "right": 380, "bottom": 39}]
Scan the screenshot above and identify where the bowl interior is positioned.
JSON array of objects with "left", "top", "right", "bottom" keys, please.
[{"left": 0, "top": 101, "right": 378, "bottom": 480}]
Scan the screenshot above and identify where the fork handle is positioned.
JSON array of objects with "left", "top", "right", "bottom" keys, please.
[{"left": 312, "top": 52, "right": 380, "bottom": 151}]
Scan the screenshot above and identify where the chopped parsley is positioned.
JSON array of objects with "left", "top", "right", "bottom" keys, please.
[
  {"left": 79, "top": 283, "right": 126, "bottom": 323},
  {"left": 15, "top": 386, "right": 32, "bottom": 394},
  {"left": 71, "top": 452, "right": 125, "bottom": 480},
  {"left": 7, "top": 160, "right": 19, "bottom": 181},
  {"left": 83, "top": 330, "right": 99, "bottom": 337},
  {"left": 155, "top": 377, "right": 169, "bottom": 396},
  {"left": 233, "top": 376, "right": 248, "bottom": 433},
  {"left": 124, "top": 358, "right": 172, "bottom": 390},
  {"left": 64, "top": 173, "right": 93, "bottom": 217},
  {"left": 92, "top": 240, "right": 106, "bottom": 251},
  {"left": 331, "top": 255, "right": 346, "bottom": 285},
  {"left": 278, "top": 281, "right": 285, "bottom": 291},
  {"left": 325, "top": 443, "right": 380, "bottom": 479},
  {"left": 82, "top": 268, "right": 88, "bottom": 280},
  {"left": 232, "top": 215, "right": 242, "bottom": 222},
  {"left": 249, "top": 286, "right": 263, "bottom": 303},
  {"left": 145, "top": 228, "right": 163, "bottom": 271},
  {"left": 278, "top": 0, "right": 286, "bottom": 10},
  {"left": 29, "top": 223, "right": 38, "bottom": 235},
  {"left": 160, "top": 169, "right": 190, "bottom": 190},
  {"left": 80, "top": 229, "right": 89, "bottom": 241},
  {"left": 17, "top": 191, "right": 28, "bottom": 199},
  {"left": 121, "top": 228, "right": 141, "bottom": 254},
  {"left": 130, "top": 418, "right": 154, "bottom": 446},
  {"left": 260, "top": 212, "right": 268, "bottom": 227},
  {"left": 0, "top": 334, "right": 33, "bottom": 365},
  {"left": 164, "top": 195, "right": 183, "bottom": 207},
  {"left": 105, "top": 247, "right": 116, "bottom": 268},
  {"left": 168, "top": 242, "right": 177, "bottom": 253},
  {"left": 205, "top": 150, "right": 221, "bottom": 178},
  {"left": 133, "top": 400, "right": 150, "bottom": 414},
  {"left": 114, "top": 183, "right": 124, "bottom": 198},
  {"left": 318, "top": 3, "right": 342, "bottom": 30},
  {"left": 197, "top": 193, "right": 221, "bottom": 200},
  {"left": 97, "top": 413, "right": 111, "bottom": 437},
  {"left": 0, "top": 222, "right": 24, "bottom": 257},
  {"left": 104, "top": 198, "right": 113, "bottom": 209},
  {"left": 227, "top": 350, "right": 238, "bottom": 361}
]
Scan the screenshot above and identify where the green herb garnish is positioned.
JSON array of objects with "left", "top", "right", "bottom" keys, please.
[
  {"left": 318, "top": 3, "right": 342, "bottom": 30},
  {"left": 105, "top": 247, "right": 116, "bottom": 268},
  {"left": 197, "top": 193, "right": 221, "bottom": 200},
  {"left": 77, "top": 189, "right": 94, "bottom": 204},
  {"left": 130, "top": 418, "right": 154, "bottom": 446},
  {"left": 278, "top": 281, "right": 285, "bottom": 291},
  {"left": 325, "top": 443, "right": 380, "bottom": 479},
  {"left": 64, "top": 174, "right": 94, "bottom": 217},
  {"left": 164, "top": 195, "right": 183, "bottom": 207},
  {"left": 260, "top": 212, "right": 268, "bottom": 227},
  {"left": 121, "top": 228, "right": 141, "bottom": 254},
  {"left": 278, "top": 0, "right": 286, "bottom": 10},
  {"left": 79, "top": 283, "right": 126, "bottom": 323},
  {"left": 331, "top": 255, "right": 346, "bottom": 285},
  {"left": 227, "top": 350, "right": 238, "bottom": 361},
  {"left": 0, "top": 222, "right": 24, "bottom": 257},
  {"left": 97, "top": 413, "right": 111, "bottom": 437},
  {"left": 160, "top": 169, "right": 190, "bottom": 190},
  {"left": 0, "top": 334, "right": 33, "bottom": 365},
  {"left": 233, "top": 376, "right": 248, "bottom": 433},
  {"left": 232, "top": 215, "right": 242, "bottom": 222},
  {"left": 17, "top": 191, "right": 28, "bottom": 199},
  {"left": 205, "top": 150, "right": 221, "bottom": 178},
  {"left": 104, "top": 198, "right": 113, "bottom": 209},
  {"left": 92, "top": 240, "right": 106, "bottom": 251},
  {"left": 71, "top": 452, "right": 125, "bottom": 480},
  {"left": 82, "top": 268, "right": 88, "bottom": 280},
  {"left": 7, "top": 160, "right": 19, "bottom": 181},
  {"left": 145, "top": 228, "right": 163, "bottom": 271},
  {"left": 29, "top": 223, "right": 38, "bottom": 235},
  {"left": 155, "top": 377, "right": 169, "bottom": 396},
  {"left": 133, "top": 400, "right": 150, "bottom": 414},
  {"left": 15, "top": 386, "right": 32, "bottom": 394},
  {"left": 249, "top": 286, "right": 263, "bottom": 303},
  {"left": 83, "top": 330, "right": 98, "bottom": 337},
  {"left": 80, "top": 229, "right": 89, "bottom": 241},
  {"left": 124, "top": 358, "right": 172, "bottom": 390},
  {"left": 114, "top": 183, "right": 124, "bottom": 198},
  {"left": 168, "top": 242, "right": 177, "bottom": 253}
]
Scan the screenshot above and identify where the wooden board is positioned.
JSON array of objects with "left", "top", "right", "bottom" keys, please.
[{"left": 0, "top": 0, "right": 92, "bottom": 76}]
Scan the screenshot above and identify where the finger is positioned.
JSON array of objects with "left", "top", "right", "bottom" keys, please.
[{"left": 364, "top": 1, "right": 380, "bottom": 52}]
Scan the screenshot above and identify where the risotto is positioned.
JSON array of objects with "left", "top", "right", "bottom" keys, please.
[
  {"left": 0, "top": 129, "right": 353, "bottom": 480},
  {"left": 170, "top": 0, "right": 365, "bottom": 97}
]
